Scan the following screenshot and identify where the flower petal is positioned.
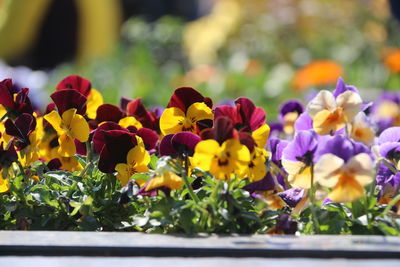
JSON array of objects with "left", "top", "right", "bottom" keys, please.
[
  {"left": 307, "top": 90, "right": 336, "bottom": 118},
  {"left": 315, "top": 154, "right": 344, "bottom": 188},
  {"left": 336, "top": 91, "right": 362, "bottom": 122},
  {"left": 159, "top": 107, "right": 186, "bottom": 135}
]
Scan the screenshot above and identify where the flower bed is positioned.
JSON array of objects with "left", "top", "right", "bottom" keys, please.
[{"left": 0, "top": 75, "right": 399, "bottom": 235}]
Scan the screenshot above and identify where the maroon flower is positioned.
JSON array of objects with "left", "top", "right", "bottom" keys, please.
[
  {"left": 56, "top": 75, "right": 92, "bottom": 97},
  {"left": 0, "top": 79, "right": 33, "bottom": 116},
  {"left": 215, "top": 97, "right": 265, "bottom": 132},
  {"left": 50, "top": 89, "right": 87, "bottom": 115},
  {"left": 97, "top": 129, "right": 138, "bottom": 173},
  {"left": 5, "top": 113, "right": 36, "bottom": 150},
  {"left": 95, "top": 104, "right": 125, "bottom": 125},
  {"left": 168, "top": 87, "right": 213, "bottom": 113},
  {"left": 159, "top": 132, "right": 200, "bottom": 157},
  {"left": 125, "top": 98, "right": 158, "bottom": 131}
]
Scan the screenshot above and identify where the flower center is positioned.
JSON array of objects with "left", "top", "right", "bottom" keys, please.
[
  {"left": 217, "top": 151, "right": 230, "bottom": 166},
  {"left": 181, "top": 117, "right": 195, "bottom": 132}
]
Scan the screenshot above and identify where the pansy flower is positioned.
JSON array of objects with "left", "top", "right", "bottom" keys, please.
[
  {"left": 123, "top": 97, "right": 159, "bottom": 132},
  {"left": 159, "top": 132, "right": 201, "bottom": 157},
  {"left": 0, "top": 141, "right": 18, "bottom": 192},
  {"left": 5, "top": 113, "right": 43, "bottom": 166},
  {"left": 192, "top": 136, "right": 250, "bottom": 180},
  {"left": 56, "top": 75, "right": 103, "bottom": 119},
  {"left": 94, "top": 128, "right": 138, "bottom": 173},
  {"left": 215, "top": 97, "right": 270, "bottom": 148},
  {"left": 44, "top": 89, "right": 90, "bottom": 157},
  {"left": 281, "top": 130, "right": 318, "bottom": 189},
  {"left": 279, "top": 100, "right": 304, "bottom": 135},
  {"left": 159, "top": 87, "right": 213, "bottom": 135},
  {"left": 0, "top": 79, "right": 33, "bottom": 118},
  {"left": 307, "top": 78, "right": 362, "bottom": 135},
  {"left": 349, "top": 112, "right": 376, "bottom": 146},
  {"left": 115, "top": 137, "right": 150, "bottom": 186},
  {"left": 314, "top": 135, "right": 374, "bottom": 202},
  {"left": 371, "top": 92, "right": 400, "bottom": 133},
  {"left": 376, "top": 127, "right": 400, "bottom": 170},
  {"left": 376, "top": 162, "right": 400, "bottom": 210}
]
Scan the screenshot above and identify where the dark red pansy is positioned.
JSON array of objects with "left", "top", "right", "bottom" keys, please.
[
  {"left": 95, "top": 104, "right": 125, "bottom": 124},
  {"left": 97, "top": 130, "right": 137, "bottom": 173},
  {"left": 168, "top": 87, "right": 212, "bottom": 113},
  {"left": 159, "top": 132, "right": 200, "bottom": 157},
  {"left": 92, "top": 122, "right": 125, "bottom": 154},
  {"left": 200, "top": 116, "right": 236, "bottom": 145},
  {"left": 235, "top": 97, "right": 265, "bottom": 131},
  {"left": 56, "top": 75, "right": 91, "bottom": 97},
  {"left": 136, "top": 128, "right": 158, "bottom": 151},
  {"left": 5, "top": 113, "right": 36, "bottom": 150},
  {"left": 0, "top": 79, "right": 33, "bottom": 116},
  {"left": 126, "top": 98, "right": 157, "bottom": 130},
  {"left": 0, "top": 141, "right": 18, "bottom": 169},
  {"left": 50, "top": 89, "right": 87, "bottom": 115},
  {"left": 137, "top": 181, "right": 170, "bottom": 197}
]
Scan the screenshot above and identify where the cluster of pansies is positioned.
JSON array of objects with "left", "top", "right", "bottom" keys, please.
[{"left": 0, "top": 75, "right": 399, "bottom": 234}]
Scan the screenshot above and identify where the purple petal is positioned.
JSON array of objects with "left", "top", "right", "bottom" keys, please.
[
  {"left": 282, "top": 130, "right": 317, "bottom": 162},
  {"left": 159, "top": 134, "right": 177, "bottom": 156},
  {"left": 294, "top": 112, "right": 313, "bottom": 131},
  {"left": 378, "top": 127, "right": 400, "bottom": 145},
  {"left": 278, "top": 188, "right": 305, "bottom": 208},
  {"left": 244, "top": 172, "right": 276, "bottom": 193},
  {"left": 333, "top": 77, "right": 359, "bottom": 98},
  {"left": 171, "top": 132, "right": 201, "bottom": 155}
]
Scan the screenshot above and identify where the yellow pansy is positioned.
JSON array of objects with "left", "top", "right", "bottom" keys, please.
[
  {"left": 315, "top": 153, "right": 373, "bottom": 202},
  {"left": 44, "top": 108, "right": 89, "bottom": 157},
  {"left": 160, "top": 102, "right": 213, "bottom": 135},
  {"left": 192, "top": 138, "right": 250, "bottom": 180},
  {"left": 115, "top": 143, "right": 150, "bottom": 186}
]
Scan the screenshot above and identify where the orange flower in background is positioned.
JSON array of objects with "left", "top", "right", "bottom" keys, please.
[
  {"left": 384, "top": 49, "right": 400, "bottom": 73},
  {"left": 292, "top": 60, "right": 343, "bottom": 92}
]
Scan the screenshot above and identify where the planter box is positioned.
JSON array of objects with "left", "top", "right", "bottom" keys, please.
[{"left": 0, "top": 231, "right": 399, "bottom": 258}]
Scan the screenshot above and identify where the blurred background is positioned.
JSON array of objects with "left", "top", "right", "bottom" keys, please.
[{"left": 0, "top": 0, "right": 399, "bottom": 119}]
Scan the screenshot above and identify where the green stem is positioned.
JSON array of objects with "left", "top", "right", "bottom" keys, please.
[
  {"left": 182, "top": 154, "right": 200, "bottom": 204},
  {"left": 106, "top": 173, "right": 116, "bottom": 199},
  {"left": 80, "top": 141, "right": 93, "bottom": 178},
  {"left": 381, "top": 158, "right": 398, "bottom": 174},
  {"left": 309, "top": 163, "right": 320, "bottom": 234}
]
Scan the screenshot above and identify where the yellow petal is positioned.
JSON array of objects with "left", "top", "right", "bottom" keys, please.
[
  {"left": 58, "top": 133, "right": 76, "bottom": 157},
  {"left": 70, "top": 113, "right": 90, "bottom": 142},
  {"left": 159, "top": 107, "right": 186, "bottom": 135},
  {"left": 61, "top": 108, "right": 77, "bottom": 128},
  {"left": 87, "top": 89, "right": 103, "bottom": 119},
  {"left": 192, "top": 139, "right": 220, "bottom": 171},
  {"left": 115, "top": 163, "right": 130, "bottom": 186},
  {"left": 252, "top": 124, "right": 270, "bottom": 148},
  {"left": 315, "top": 154, "right": 344, "bottom": 188},
  {"left": 0, "top": 176, "right": 10, "bottom": 193},
  {"left": 307, "top": 90, "right": 336, "bottom": 118},
  {"left": 60, "top": 156, "right": 83, "bottom": 172},
  {"left": 336, "top": 91, "right": 362, "bottom": 122},
  {"left": 186, "top": 102, "right": 213, "bottom": 122},
  {"left": 44, "top": 110, "right": 64, "bottom": 135},
  {"left": 312, "top": 109, "right": 346, "bottom": 135},
  {"left": 290, "top": 166, "right": 313, "bottom": 189},
  {"left": 345, "top": 153, "right": 374, "bottom": 187},
  {"left": 126, "top": 145, "right": 150, "bottom": 166},
  {"left": 282, "top": 159, "right": 305, "bottom": 176},
  {"left": 328, "top": 174, "right": 365, "bottom": 203},
  {"left": 119, "top": 116, "right": 143, "bottom": 129},
  {"left": 145, "top": 172, "right": 183, "bottom": 191}
]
